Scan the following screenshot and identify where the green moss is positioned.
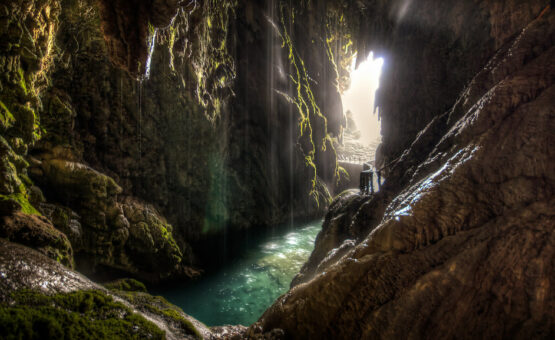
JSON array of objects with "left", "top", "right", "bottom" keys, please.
[
  {"left": 18, "top": 173, "right": 34, "bottom": 188},
  {"left": 0, "top": 289, "right": 165, "bottom": 340},
  {"left": 16, "top": 104, "right": 39, "bottom": 143},
  {"left": 17, "top": 68, "right": 28, "bottom": 95},
  {"left": 142, "top": 304, "right": 201, "bottom": 339},
  {"left": 0, "top": 193, "right": 40, "bottom": 215},
  {"left": 161, "top": 309, "right": 201, "bottom": 339},
  {"left": 161, "top": 0, "right": 236, "bottom": 121},
  {"left": 278, "top": 4, "right": 345, "bottom": 205},
  {"left": 0, "top": 100, "right": 16, "bottom": 131},
  {"left": 117, "top": 291, "right": 202, "bottom": 339},
  {"left": 104, "top": 278, "right": 147, "bottom": 293},
  {"left": 0, "top": 92, "right": 41, "bottom": 144},
  {"left": 168, "top": 26, "right": 177, "bottom": 71},
  {"left": 158, "top": 225, "right": 181, "bottom": 258}
]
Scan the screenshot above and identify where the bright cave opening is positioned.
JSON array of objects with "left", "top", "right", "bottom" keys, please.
[{"left": 338, "top": 52, "right": 384, "bottom": 165}]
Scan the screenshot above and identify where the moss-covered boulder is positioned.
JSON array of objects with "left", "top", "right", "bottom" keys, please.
[
  {"left": 0, "top": 211, "right": 73, "bottom": 267},
  {"left": 28, "top": 155, "right": 186, "bottom": 281},
  {"left": 122, "top": 198, "right": 183, "bottom": 274},
  {"left": 39, "top": 202, "right": 83, "bottom": 250},
  {"left": 31, "top": 158, "right": 122, "bottom": 222},
  {"left": 0, "top": 136, "right": 36, "bottom": 214}
]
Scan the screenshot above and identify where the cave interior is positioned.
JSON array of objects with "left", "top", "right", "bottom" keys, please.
[{"left": 0, "top": 0, "right": 553, "bottom": 339}]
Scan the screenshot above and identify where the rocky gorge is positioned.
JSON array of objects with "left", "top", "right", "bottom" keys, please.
[{"left": 0, "top": 0, "right": 553, "bottom": 339}]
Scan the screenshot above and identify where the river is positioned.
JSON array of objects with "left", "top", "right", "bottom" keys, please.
[{"left": 154, "top": 220, "right": 322, "bottom": 326}]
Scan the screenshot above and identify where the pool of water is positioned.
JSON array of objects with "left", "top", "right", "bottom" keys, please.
[{"left": 154, "top": 220, "right": 322, "bottom": 326}]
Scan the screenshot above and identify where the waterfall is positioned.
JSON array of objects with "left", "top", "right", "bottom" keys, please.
[{"left": 144, "top": 29, "right": 157, "bottom": 79}]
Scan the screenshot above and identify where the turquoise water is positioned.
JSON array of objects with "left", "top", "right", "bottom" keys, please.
[{"left": 155, "top": 220, "right": 322, "bottom": 326}]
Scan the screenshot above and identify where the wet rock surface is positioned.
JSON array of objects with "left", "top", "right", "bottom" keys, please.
[
  {"left": 291, "top": 190, "right": 369, "bottom": 287},
  {"left": 256, "top": 9, "right": 555, "bottom": 339},
  {"left": 0, "top": 239, "right": 95, "bottom": 297}
]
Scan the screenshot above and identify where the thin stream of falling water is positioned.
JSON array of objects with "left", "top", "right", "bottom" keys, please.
[
  {"left": 136, "top": 28, "right": 157, "bottom": 167},
  {"left": 145, "top": 29, "right": 158, "bottom": 79},
  {"left": 267, "top": 0, "right": 278, "bottom": 230},
  {"left": 138, "top": 80, "right": 142, "bottom": 165},
  {"left": 119, "top": 76, "right": 123, "bottom": 149}
]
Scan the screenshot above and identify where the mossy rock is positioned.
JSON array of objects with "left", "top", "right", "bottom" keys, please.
[
  {"left": 0, "top": 192, "right": 40, "bottom": 215},
  {"left": 123, "top": 199, "right": 183, "bottom": 272},
  {"left": 40, "top": 91, "right": 78, "bottom": 146},
  {"left": 0, "top": 289, "right": 165, "bottom": 340},
  {"left": 0, "top": 91, "right": 40, "bottom": 145},
  {"left": 39, "top": 202, "right": 83, "bottom": 249},
  {"left": 0, "top": 136, "right": 28, "bottom": 195},
  {"left": 39, "top": 159, "right": 122, "bottom": 203},
  {"left": 0, "top": 99, "right": 16, "bottom": 131},
  {"left": 33, "top": 159, "right": 123, "bottom": 232},
  {"left": 0, "top": 211, "right": 73, "bottom": 267}
]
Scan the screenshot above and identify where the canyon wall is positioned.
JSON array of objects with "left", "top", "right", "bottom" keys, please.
[
  {"left": 256, "top": 1, "right": 554, "bottom": 338},
  {"left": 1, "top": 0, "right": 553, "bottom": 337},
  {"left": 0, "top": 0, "right": 348, "bottom": 279}
]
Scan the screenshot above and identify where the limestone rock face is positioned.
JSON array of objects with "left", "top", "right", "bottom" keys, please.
[
  {"left": 291, "top": 190, "right": 368, "bottom": 287},
  {"left": 256, "top": 7, "right": 555, "bottom": 340}
]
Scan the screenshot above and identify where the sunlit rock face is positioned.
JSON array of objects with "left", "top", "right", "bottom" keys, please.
[{"left": 255, "top": 5, "right": 554, "bottom": 339}]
